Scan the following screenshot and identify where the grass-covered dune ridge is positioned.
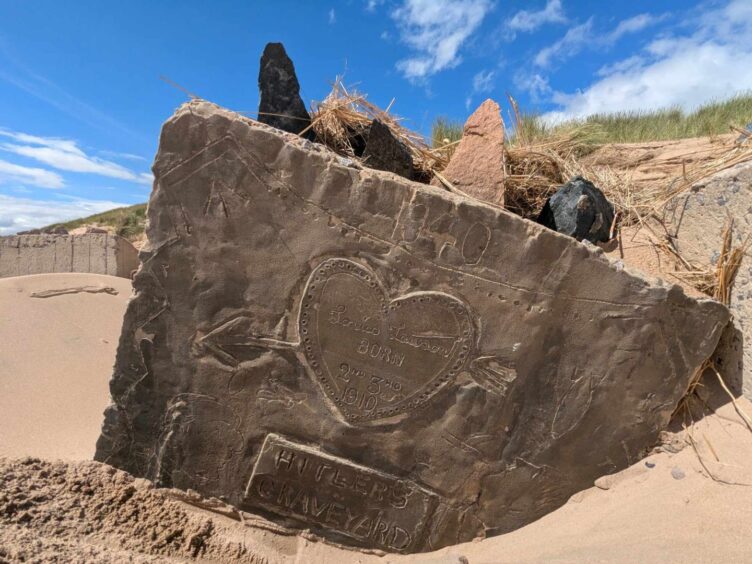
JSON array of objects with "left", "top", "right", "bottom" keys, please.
[
  {"left": 433, "top": 93, "right": 752, "bottom": 147},
  {"left": 46, "top": 203, "right": 147, "bottom": 241}
]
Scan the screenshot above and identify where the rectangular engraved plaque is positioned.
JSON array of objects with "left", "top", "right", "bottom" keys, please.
[{"left": 243, "top": 434, "right": 439, "bottom": 553}]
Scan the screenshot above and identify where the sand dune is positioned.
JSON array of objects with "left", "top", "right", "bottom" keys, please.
[
  {"left": 0, "top": 273, "right": 132, "bottom": 461},
  {"left": 1, "top": 272, "right": 752, "bottom": 562}
]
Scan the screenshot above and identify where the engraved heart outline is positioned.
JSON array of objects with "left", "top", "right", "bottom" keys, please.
[
  {"left": 196, "top": 260, "right": 519, "bottom": 425},
  {"left": 298, "top": 258, "right": 475, "bottom": 425}
]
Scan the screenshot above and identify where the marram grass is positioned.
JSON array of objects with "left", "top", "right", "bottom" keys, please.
[{"left": 45, "top": 203, "right": 147, "bottom": 241}]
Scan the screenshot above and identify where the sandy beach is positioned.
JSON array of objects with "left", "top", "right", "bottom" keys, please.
[{"left": 0, "top": 273, "right": 132, "bottom": 461}]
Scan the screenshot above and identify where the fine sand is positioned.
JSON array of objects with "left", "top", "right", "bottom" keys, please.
[
  {"left": 584, "top": 134, "right": 737, "bottom": 191},
  {"left": 1, "top": 272, "right": 752, "bottom": 562},
  {"left": 0, "top": 273, "right": 132, "bottom": 461}
]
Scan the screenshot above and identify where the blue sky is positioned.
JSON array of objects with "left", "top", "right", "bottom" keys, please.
[{"left": 1, "top": 0, "right": 751, "bottom": 234}]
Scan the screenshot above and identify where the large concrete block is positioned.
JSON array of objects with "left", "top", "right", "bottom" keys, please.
[
  {"left": 71, "top": 234, "right": 91, "bottom": 273},
  {"left": 96, "top": 101, "right": 729, "bottom": 554},
  {"left": 0, "top": 236, "right": 19, "bottom": 277},
  {"left": 53, "top": 235, "right": 72, "bottom": 272},
  {"left": 0, "top": 234, "right": 139, "bottom": 279}
]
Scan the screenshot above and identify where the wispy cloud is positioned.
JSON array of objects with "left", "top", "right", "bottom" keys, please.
[
  {"left": 0, "top": 194, "right": 127, "bottom": 235},
  {"left": 514, "top": 72, "right": 552, "bottom": 103},
  {"left": 595, "top": 55, "right": 644, "bottom": 78},
  {"left": 472, "top": 69, "right": 495, "bottom": 94},
  {"left": 465, "top": 69, "right": 496, "bottom": 110},
  {"left": 0, "top": 129, "right": 152, "bottom": 185},
  {"left": 543, "top": 0, "right": 752, "bottom": 122},
  {"left": 392, "top": 0, "right": 494, "bottom": 81},
  {"left": 603, "top": 13, "right": 668, "bottom": 44},
  {"left": 0, "top": 40, "right": 147, "bottom": 143},
  {"left": 534, "top": 13, "right": 665, "bottom": 68},
  {"left": 328, "top": 8, "right": 336, "bottom": 24},
  {"left": 534, "top": 18, "right": 594, "bottom": 67},
  {"left": 365, "top": 0, "right": 385, "bottom": 12},
  {"left": 0, "top": 159, "right": 64, "bottom": 189},
  {"left": 505, "top": 0, "right": 566, "bottom": 37},
  {"left": 98, "top": 150, "right": 147, "bottom": 162}
]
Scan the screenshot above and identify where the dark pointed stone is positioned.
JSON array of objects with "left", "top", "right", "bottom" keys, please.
[
  {"left": 362, "top": 119, "right": 414, "bottom": 180},
  {"left": 257, "top": 42, "right": 315, "bottom": 141}
]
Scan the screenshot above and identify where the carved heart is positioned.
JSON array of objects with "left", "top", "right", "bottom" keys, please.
[{"left": 299, "top": 258, "right": 474, "bottom": 424}]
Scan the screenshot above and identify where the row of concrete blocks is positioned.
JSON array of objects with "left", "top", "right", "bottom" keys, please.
[{"left": 0, "top": 234, "right": 139, "bottom": 279}]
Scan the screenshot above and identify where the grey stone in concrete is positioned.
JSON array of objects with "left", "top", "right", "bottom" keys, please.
[
  {"left": 96, "top": 101, "right": 729, "bottom": 554},
  {"left": 0, "top": 234, "right": 139, "bottom": 279},
  {"left": 538, "top": 176, "right": 615, "bottom": 243},
  {"left": 663, "top": 160, "right": 752, "bottom": 399}
]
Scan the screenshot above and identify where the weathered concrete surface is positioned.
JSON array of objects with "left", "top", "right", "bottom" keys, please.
[
  {"left": 96, "top": 101, "right": 729, "bottom": 554},
  {"left": 0, "top": 234, "right": 139, "bottom": 279},
  {"left": 663, "top": 160, "right": 752, "bottom": 399},
  {"left": 432, "top": 99, "right": 505, "bottom": 206}
]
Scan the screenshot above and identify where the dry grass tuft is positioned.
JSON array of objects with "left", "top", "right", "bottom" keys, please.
[
  {"left": 502, "top": 130, "right": 595, "bottom": 218},
  {"left": 674, "top": 218, "right": 752, "bottom": 417},
  {"left": 710, "top": 218, "right": 751, "bottom": 305},
  {"left": 500, "top": 95, "right": 752, "bottom": 225},
  {"left": 308, "top": 78, "right": 448, "bottom": 179},
  {"left": 308, "top": 86, "right": 752, "bottom": 234}
]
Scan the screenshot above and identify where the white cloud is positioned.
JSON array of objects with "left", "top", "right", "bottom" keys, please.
[
  {"left": 392, "top": 0, "right": 493, "bottom": 81},
  {"left": 366, "top": 0, "right": 385, "bottom": 12},
  {"left": 0, "top": 159, "right": 64, "bottom": 189},
  {"left": 0, "top": 194, "right": 127, "bottom": 235},
  {"left": 0, "top": 129, "right": 152, "bottom": 185},
  {"left": 514, "top": 72, "right": 552, "bottom": 103},
  {"left": 604, "top": 13, "right": 667, "bottom": 43},
  {"left": 506, "top": 0, "right": 566, "bottom": 35},
  {"left": 543, "top": 0, "right": 752, "bottom": 122},
  {"left": 462, "top": 69, "right": 495, "bottom": 111},
  {"left": 595, "top": 55, "right": 645, "bottom": 77},
  {"left": 534, "top": 18, "right": 593, "bottom": 68},
  {"left": 328, "top": 8, "right": 336, "bottom": 24},
  {"left": 534, "top": 13, "right": 665, "bottom": 68},
  {"left": 472, "top": 69, "right": 495, "bottom": 93},
  {"left": 98, "top": 150, "right": 147, "bottom": 162},
  {"left": 0, "top": 45, "right": 146, "bottom": 144},
  {"left": 465, "top": 68, "right": 496, "bottom": 110}
]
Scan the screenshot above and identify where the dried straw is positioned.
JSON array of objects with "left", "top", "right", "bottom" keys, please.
[
  {"left": 490, "top": 95, "right": 752, "bottom": 228},
  {"left": 306, "top": 84, "right": 752, "bottom": 235},
  {"left": 502, "top": 130, "right": 593, "bottom": 218},
  {"left": 674, "top": 217, "right": 752, "bottom": 416},
  {"left": 308, "top": 78, "right": 447, "bottom": 178}
]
